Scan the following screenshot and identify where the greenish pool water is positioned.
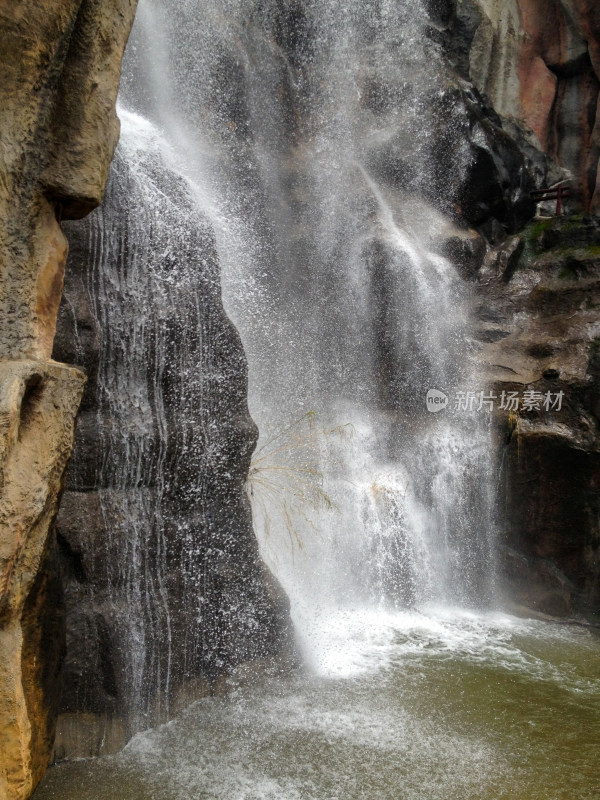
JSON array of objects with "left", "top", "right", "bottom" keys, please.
[{"left": 35, "top": 609, "right": 600, "bottom": 800}]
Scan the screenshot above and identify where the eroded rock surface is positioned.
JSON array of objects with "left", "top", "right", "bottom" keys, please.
[
  {"left": 0, "top": 0, "right": 137, "bottom": 361},
  {"left": 0, "top": 1, "right": 137, "bottom": 797},
  {"left": 476, "top": 216, "right": 600, "bottom": 615}
]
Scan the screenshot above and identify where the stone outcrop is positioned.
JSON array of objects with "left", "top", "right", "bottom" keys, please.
[
  {"left": 364, "top": 78, "right": 542, "bottom": 242},
  {"left": 433, "top": 0, "right": 600, "bottom": 616},
  {"left": 0, "top": 1, "right": 137, "bottom": 798},
  {"left": 475, "top": 215, "right": 600, "bottom": 616},
  {"left": 0, "top": 0, "right": 137, "bottom": 360},
  {"left": 0, "top": 362, "right": 85, "bottom": 799}
]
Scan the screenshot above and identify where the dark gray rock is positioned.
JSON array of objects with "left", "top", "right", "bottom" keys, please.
[
  {"left": 442, "top": 0, "right": 484, "bottom": 80},
  {"left": 53, "top": 141, "right": 294, "bottom": 743},
  {"left": 441, "top": 229, "right": 487, "bottom": 279}
]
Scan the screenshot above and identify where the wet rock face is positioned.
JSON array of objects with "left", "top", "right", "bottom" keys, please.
[
  {"left": 476, "top": 216, "right": 600, "bottom": 616},
  {"left": 364, "top": 80, "right": 539, "bottom": 239},
  {"left": 52, "top": 142, "right": 293, "bottom": 755}
]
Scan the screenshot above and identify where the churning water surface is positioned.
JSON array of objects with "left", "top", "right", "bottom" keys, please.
[{"left": 36, "top": 609, "right": 600, "bottom": 800}]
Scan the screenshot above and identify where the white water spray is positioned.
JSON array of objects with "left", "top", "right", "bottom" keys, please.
[{"left": 118, "top": 0, "right": 499, "bottom": 671}]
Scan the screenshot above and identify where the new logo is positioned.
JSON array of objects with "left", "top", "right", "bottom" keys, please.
[{"left": 426, "top": 389, "right": 448, "bottom": 412}]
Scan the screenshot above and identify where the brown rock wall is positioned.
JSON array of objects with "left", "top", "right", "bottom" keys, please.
[
  {"left": 0, "top": 1, "right": 137, "bottom": 797},
  {"left": 0, "top": 362, "right": 85, "bottom": 799},
  {"left": 475, "top": 216, "right": 600, "bottom": 616},
  {"left": 0, "top": 0, "right": 136, "bottom": 362}
]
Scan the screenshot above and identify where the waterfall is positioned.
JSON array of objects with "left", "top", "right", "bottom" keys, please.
[
  {"left": 33, "top": 5, "right": 600, "bottom": 798},
  {"left": 118, "top": 0, "right": 499, "bottom": 668}
]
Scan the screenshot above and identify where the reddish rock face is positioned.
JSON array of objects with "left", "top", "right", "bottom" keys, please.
[
  {"left": 575, "top": 0, "right": 600, "bottom": 72},
  {"left": 519, "top": 55, "right": 557, "bottom": 149},
  {"left": 517, "top": 0, "right": 600, "bottom": 209}
]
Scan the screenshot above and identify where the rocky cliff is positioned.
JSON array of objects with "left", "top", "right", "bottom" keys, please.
[
  {"left": 439, "top": 0, "right": 600, "bottom": 617},
  {"left": 51, "top": 127, "right": 293, "bottom": 758},
  {"left": 444, "top": 0, "right": 600, "bottom": 211},
  {"left": 476, "top": 216, "right": 600, "bottom": 616},
  {"left": 0, "top": 2, "right": 136, "bottom": 798}
]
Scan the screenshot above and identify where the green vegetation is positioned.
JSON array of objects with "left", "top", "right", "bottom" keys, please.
[
  {"left": 523, "top": 217, "right": 554, "bottom": 241},
  {"left": 554, "top": 245, "right": 600, "bottom": 279},
  {"left": 559, "top": 213, "right": 584, "bottom": 231},
  {"left": 516, "top": 215, "right": 600, "bottom": 275},
  {"left": 517, "top": 217, "right": 553, "bottom": 269},
  {"left": 553, "top": 244, "right": 600, "bottom": 259}
]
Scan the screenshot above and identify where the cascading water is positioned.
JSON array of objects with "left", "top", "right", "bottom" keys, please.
[{"left": 119, "top": 0, "right": 498, "bottom": 648}]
